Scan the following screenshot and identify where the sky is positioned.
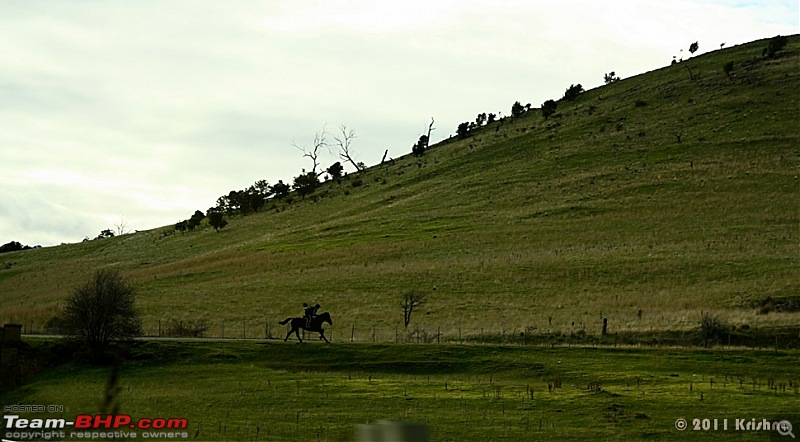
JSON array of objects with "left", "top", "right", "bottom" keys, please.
[{"left": 1, "top": 1, "right": 797, "bottom": 247}]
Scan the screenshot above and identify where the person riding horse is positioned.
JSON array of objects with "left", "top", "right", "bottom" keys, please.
[{"left": 303, "top": 303, "right": 320, "bottom": 329}]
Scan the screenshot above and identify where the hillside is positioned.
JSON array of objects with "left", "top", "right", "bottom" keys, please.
[{"left": 1, "top": 36, "right": 798, "bottom": 340}]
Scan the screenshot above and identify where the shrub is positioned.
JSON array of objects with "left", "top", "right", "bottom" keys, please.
[
  {"left": 763, "top": 35, "right": 788, "bottom": 59},
  {"left": 563, "top": 84, "right": 584, "bottom": 101},
  {"left": 723, "top": 61, "right": 734, "bottom": 78},
  {"left": 698, "top": 313, "right": 730, "bottom": 348},
  {"left": 62, "top": 269, "right": 142, "bottom": 360}
]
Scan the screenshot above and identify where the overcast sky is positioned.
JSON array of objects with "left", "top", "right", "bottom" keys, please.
[{"left": 1, "top": 1, "right": 797, "bottom": 246}]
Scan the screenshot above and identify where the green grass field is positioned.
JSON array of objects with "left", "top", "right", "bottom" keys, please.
[{"left": 3, "top": 339, "right": 798, "bottom": 441}]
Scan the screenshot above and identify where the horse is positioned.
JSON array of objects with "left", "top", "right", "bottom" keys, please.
[{"left": 279, "top": 311, "right": 333, "bottom": 343}]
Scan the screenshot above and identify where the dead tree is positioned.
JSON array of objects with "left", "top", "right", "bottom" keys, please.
[
  {"left": 401, "top": 291, "right": 427, "bottom": 329},
  {"left": 293, "top": 125, "right": 329, "bottom": 176},
  {"left": 334, "top": 125, "right": 362, "bottom": 172},
  {"left": 426, "top": 117, "right": 435, "bottom": 149}
]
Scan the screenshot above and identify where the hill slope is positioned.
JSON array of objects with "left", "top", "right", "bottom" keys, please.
[{"left": 1, "top": 36, "right": 798, "bottom": 339}]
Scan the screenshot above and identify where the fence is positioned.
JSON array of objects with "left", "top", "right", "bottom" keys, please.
[{"left": 18, "top": 317, "right": 800, "bottom": 350}]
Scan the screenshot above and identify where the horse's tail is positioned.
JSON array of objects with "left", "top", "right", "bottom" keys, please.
[{"left": 279, "top": 318, "right": 292, "bottom": 325}]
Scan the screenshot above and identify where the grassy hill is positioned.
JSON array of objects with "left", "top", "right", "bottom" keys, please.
[{"left": 1, "top": 36, "right": 798, "bottom": 341}]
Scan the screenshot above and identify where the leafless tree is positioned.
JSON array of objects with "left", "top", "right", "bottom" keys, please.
[
  {"left": 334, "top": 125, "right": 362, "bottom": 172},
  {"left": 114, "top": 213, "right": 128, "bottom": 236},
  {"left": 401, "top": 290, "right": 427, "bottom": 329},
  {"left": 293, "top": 125, "right": 329, "bottom": 176},
  {"left": 62, "top": 269, "right": 142, "bottom": 358}
]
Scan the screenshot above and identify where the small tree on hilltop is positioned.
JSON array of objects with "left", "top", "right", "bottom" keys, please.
[
  {"left": 187, "top": 210, "right": 205, "bottom": 230},
  {"left": 563, "top": 84, "right": 584, "bottom": 101},
  {"left": 270, "top": 180, "right": 291, "bottom": 200},
  {"left": 541, "top": 99, "right": 557, "bottom": 120},
  {"left": 604, "top": 71, "right": 620, "bottom": 84},
  {"left": 763, "top": 35, "right": 788, "bottom": 59},
  {"left": 207, "top": 209, "right": 228, "bottom": 232},
  {"left": 511, "top": 101, "right": 525, "bottom": 118},
  {"left": 62, "top": 269, "right": 142, "bottom": 360},
  {"left": 293, "top": 171, "right": 319, "bottom": 199},
  {"left": 412, "top": 134, "right": 429, "bottom": 156},
  {"left": 327, "top": 161, "right": 344, "bottom": 181},
  {"left": 456, "top": 122, "right": 470, "bottom": 140},
  {"left": 689, "top": 41, "right": 699, "bottom": 56}
]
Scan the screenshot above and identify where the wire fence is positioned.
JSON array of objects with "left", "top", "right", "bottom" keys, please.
[{"left": 17, "top": 317, "right": 800, "bottom": 350}]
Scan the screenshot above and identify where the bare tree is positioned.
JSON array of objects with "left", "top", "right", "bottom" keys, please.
[
  {"left": 401, "top": 291, "right": 427, "bottom": 329},
  {"left": 62, "top": 269, "right": 142, "bottom": 358},
  {"left": 426, "top": 117, "right": 435, "bottom": 147},
  {"left": 334, "top": 125, "right": 362, "bottom": 172},
  {"left": 114, "top": 213, "right": 128, "bottom": 236},
  {"left": 293, "top": 125, "right": 329, "bottom": 176}
]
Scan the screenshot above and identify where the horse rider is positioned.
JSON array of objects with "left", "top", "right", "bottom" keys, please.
[{"left": 303, "top": 303, "right": 320, "bottom": 328}]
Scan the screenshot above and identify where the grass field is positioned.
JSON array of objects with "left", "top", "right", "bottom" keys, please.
[{"left": 3, "top": 339, "right": 799, "bottom": 441}]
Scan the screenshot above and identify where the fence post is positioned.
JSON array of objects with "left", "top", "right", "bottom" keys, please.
[
  {"left": 243, "top": 321, "right": 246, "bottom": 339},
  {"left": 372, "top": 325, "right": 376, "bottom": 343},
  {"left": 437, "top": 327, "right": 440, "bottom": 344},
  {"left": 351, "top": 325, "right": 355, "bottom": 342}
]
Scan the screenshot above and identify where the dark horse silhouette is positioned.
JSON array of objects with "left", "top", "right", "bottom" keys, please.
[{"left": 279, "top": 311, "right": 332, "bottom": 343}]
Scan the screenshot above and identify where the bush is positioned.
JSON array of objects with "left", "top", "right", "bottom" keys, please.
[
  {"left": 763, "top": 35, "right": 788, "bottom": 59},
  {"left": 563, "top": 84, "right": 584, "bottom": 101},
  {"left": 698, "top": 313, "right": 730, "bottom": 348},
  {"left": 62, "top": 269, "right": 142, "bottom": 360},
  {"left": 722, "top": 61, "right": 734, "bottom": 78}
]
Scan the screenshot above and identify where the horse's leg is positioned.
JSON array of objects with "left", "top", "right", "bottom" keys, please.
[
  {"left": 319, "top": 330, "right": 330, "bottom": 344},
  {"left": 295, "top": 327, "right": 304, "bottom": 343},
  {"left": 284, "top": 326, "right": 293, "bottom": 342}
]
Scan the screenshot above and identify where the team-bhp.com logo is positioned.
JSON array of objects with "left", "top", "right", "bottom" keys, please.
[{"left": 4, "top": 414, "right": 189, "bottom": 440}]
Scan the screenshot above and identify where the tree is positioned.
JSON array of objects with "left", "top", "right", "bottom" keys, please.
[
  {"left": 603, "top": 71, "right": 620, "bottom": 84},
  {"left": 293, "top": 171, "right": 319, "bottom": 198},
  {"left": 475, "top": 112, "right": 487, "bottom": 127},
  {"left": 541, "top": 99, "right": 557, "bottom": 120},
  {"left": 456, "top": 122, "right": 470, "bottom": 139},
  {"left": 114, "top": 214, "right": 128, "bottom": 236},
  {"left": 207, "top": 210, "right": 228, "bottom": 232},
  {"left": 174, "top": 220, "right": 188, "bottom": 232},
  {"left": 412, "top": 117, "right": 436, "bottom": 156},
  {"left": 689, "top": 41, "right": 699, "bottom": 55},
  {"left": 334, "top": 125, "right": 362, "bottom": 172},
  {"left": 327, "top": 161, "right": 344, "bottom": 180},
  {"left": 61, "top": 269, "right": 142, "bottom": 358},
  {"left": 96, "top": 229, "right": 115, "bottom": 239},
  {"left": 511, "top": 101, "right": 525, "bottom": 118},
  {"left": 763, "top": 35, "right": 788, "bottom": 59},
  {"left": 563, "top": 84, "right": 584, "bottom": 101},
  {"left": 487, "top": 113, "right": 496, "bottom": 124},
  {"left": 270, "top": 180, "right": 291, "bottom": 200},
  {"left": 400, "top": 291, "right": 426, "bottom": 329},
  {"left": 698, "top": 313, "right": 729, "bottom": 348},
  {"left": 0, "top": 241, "right": 33, "bottom": 254},
  {"left": 293, "top": 126, "right": 328, "bottom": 176},
  {"left": 187, "top": 210, "right": 205, "bottom": 230},
  {"left": 412, "top": 134, "right": 429, "bottom": 157}
]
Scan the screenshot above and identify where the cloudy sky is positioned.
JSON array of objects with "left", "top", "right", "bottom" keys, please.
[{"left": 1, "top": 1, "right": 797, "bottom": 246}]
